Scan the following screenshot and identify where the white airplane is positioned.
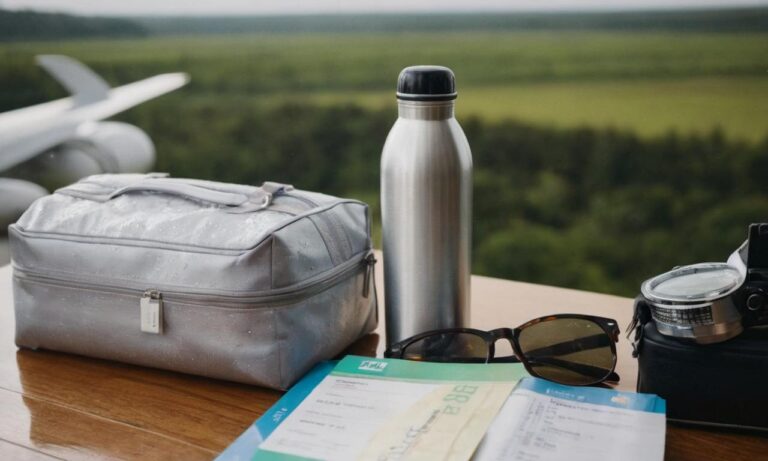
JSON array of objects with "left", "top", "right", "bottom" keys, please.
[{"left": 0, "top": 55, "right": 188, "bottom": 229}]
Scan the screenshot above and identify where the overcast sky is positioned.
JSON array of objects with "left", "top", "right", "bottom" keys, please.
[{"left": 3, "top": 0, "right": 768, "bottom": 16}]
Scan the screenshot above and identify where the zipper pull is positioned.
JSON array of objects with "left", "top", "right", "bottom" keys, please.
[
  {"left": 363, "top": 252, "right": 377, "bottom": 298},
  {"left": 140, "top": 289, "right": 163, "bottom": 334}
]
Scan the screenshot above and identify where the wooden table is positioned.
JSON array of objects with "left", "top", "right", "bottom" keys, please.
[{"left": 0, "top": 263, "right": 765, "bottom": 460}]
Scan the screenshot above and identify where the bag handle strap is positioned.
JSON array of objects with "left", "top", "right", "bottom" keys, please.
[
  {"left": 109, "top": 179, "right": 253, "bottom": 207},
  {"left": 108, "top": 178, "right": 293, "bottom": 212}
]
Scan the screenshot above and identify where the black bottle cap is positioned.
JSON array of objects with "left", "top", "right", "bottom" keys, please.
[{"left": 396, "top": 65, "right": 457, "bottom": 101}]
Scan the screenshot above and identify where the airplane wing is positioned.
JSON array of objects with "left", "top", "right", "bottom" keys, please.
[
  {"left": 0, "top": 55, "right": 188, "bottom": 172},
  {"left": 36, "top": 55, "right": 111, "bottom": 105}
]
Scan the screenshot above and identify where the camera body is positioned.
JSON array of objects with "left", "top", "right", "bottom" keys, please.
[
  {"left": 634, "top": 303, "right": 768, "bottom": 430},
  {"left": 634, "top": 223, "right": 768, "bottom": 430},
  {"left": 640, "top": 223, "right": 768, "bottom": 344}
]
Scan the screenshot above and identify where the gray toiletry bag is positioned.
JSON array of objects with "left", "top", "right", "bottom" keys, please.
[{"left": 9, "top": 173, "right": 377, "bottom": 390}]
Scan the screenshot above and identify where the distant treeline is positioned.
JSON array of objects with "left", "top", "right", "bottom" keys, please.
[
  {"left": 1, "top": 7, "right": 767, "bottom": 42},
  {"left": 0, "top": 9, "right": 146, "bottom": 41},
  {"left": 111, "top": 100, "right": 768, "bottom": 296},
  {"left": 137, "top": 8, "right": 768, "bottom": 35}
]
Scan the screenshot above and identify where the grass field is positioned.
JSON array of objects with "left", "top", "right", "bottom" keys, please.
[
  {"left": 277, "top": 76, "right": 768, "bottom": 142},
  {"left": 2, "top": 32, "right": 767, "bottom": 142}
]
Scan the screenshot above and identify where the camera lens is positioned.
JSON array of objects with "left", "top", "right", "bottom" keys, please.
[
  {"left": 641, "top": 263, "right": 745, "bottom": 344},
  {"left": 645, "top": 263, "right": 742, "bottom": 301}
]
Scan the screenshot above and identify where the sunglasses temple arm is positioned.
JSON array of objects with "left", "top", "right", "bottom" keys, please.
[
  {"left": 528, "top": 356, "right": 619, "bottom": 382},
  {"left": 484, "top": 355, "right": 619, "bottom": 383},
  {"left": 487, "top": 355, "right": 521, "bottom": 364},
  {"left": 522, "top": 333, "right": 612, "bottom": 360}
]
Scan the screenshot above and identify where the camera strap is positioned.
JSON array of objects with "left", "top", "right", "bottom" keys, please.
[{"left": 627, "top": 295, "right": 652, "bottom": 358}]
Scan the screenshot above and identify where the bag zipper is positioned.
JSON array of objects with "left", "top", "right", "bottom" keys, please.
[
  {"left": 140, "top": 289, "right": 163, "bottom": 334},
  {"left": 14, "top": 250, "right": 376, "bottom": 309},
  {"left": 362, "top": 252, "right": 376, "bottom": 298}
]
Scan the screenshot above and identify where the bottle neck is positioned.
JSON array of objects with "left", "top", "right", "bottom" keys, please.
[{"left": 397, "top": 100, "right": 455, "bottom": 120}]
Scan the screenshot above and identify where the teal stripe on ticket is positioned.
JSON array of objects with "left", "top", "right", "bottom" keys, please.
[
  {"left": 517, "top": 377, "right": 667, "bottom": 414},
  {"left": 216, "top": 361, "right": 335, "bottom": 461},
  {"left": 331, "top": 355, "right": 529, "bottom": 382},
  {"left": 252, "top": 450, "right": 317, "bottom": 461}
]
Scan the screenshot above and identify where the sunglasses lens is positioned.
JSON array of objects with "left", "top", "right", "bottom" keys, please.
[
  {"left": 518, "top": 318, "right": 615, "bottom": 385},
  {"left": 402, "top": 332, "right": 489, "bottom": 363}
]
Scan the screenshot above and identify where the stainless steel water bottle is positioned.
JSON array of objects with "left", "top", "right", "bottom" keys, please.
[{"left": 381, "top": 65, "right": 473, "bottom": 346}]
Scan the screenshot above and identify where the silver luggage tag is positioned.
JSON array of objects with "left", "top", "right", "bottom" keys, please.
[{"left": 140, "top": 289, "right": 163, "bottom": 334}]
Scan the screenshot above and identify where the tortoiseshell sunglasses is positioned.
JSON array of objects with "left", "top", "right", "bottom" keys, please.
[{"left": 385, "top": 314, "right": 620, "bottom": 386}]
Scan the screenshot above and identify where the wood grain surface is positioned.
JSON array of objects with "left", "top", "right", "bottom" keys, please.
[{"left": 0, "top": 262, "right": 765, "bottom": 460}]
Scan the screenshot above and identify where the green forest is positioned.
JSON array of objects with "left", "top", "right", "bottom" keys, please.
[
  {"left": 0, "top": 9, "right": 146, "bottom": 41},
  {"left": 1, "top": 9, "right": 767, "bottom": 296}
]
